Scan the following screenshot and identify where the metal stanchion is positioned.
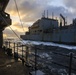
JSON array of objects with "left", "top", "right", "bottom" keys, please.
[
  {"left": 22, "top": 45, "right": 25, "bottom": 65},
  {"left": 69, "top": 53, "right": 73, "bottom": 75},
  {"left": 14, "top": 42, "right": 15, "bottom": 58},
  {"left": 22, "top": 45, "right": 23, "bottom": 58},
  {"left": 26, "top": 46, "right": 28, "bottom": 64},
  {"left": 14, "top": 43, "right": 18, "bottom": 61},
  {"left": 35, "top": 45, "right": 37, "bottom": 75}
]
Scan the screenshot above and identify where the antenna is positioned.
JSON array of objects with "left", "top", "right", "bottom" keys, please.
[
  {"left": 65, "top": 16, "right": 67, "bottom": 25},
  {"left": 56, "top": 17, "right": 57, "bottom": 20},
  {"left": 52, "top": 12, "right": 53, "bottom": 19},
  {"left": 44, "top": 10, "right": 45, "bottom": 18},
  {"left": 47, "top": 10, "right": 48, "bottom": 18},
  {"left": 42, "top": 13, "right": 44, "bottom": 18},
  {"left": 42, "top": 10, "right": 45, "bottom": 18}
]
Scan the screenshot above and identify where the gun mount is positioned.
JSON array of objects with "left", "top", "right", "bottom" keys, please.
[{"left": 0, "top": 0, "right": 11, "bottom": 48}]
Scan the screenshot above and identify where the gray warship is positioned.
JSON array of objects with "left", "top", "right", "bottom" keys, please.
[{"left": 21, "top": 14, "right": 76, "bottom": 44}]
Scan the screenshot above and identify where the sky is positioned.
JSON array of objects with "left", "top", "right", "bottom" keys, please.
[{"left": 3, "top": 0, "right": 76, "bottom": 39}]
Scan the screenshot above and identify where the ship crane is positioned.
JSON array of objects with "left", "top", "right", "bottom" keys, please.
[
  {"left": 60, "top": 14, "right": 65, "bottom": 26},
  {"left": 0, "top": 0, "right": 11, "bottom": 48}
]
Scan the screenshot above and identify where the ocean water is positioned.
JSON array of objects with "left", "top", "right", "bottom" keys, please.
[{"left": 22, "top": 40, "right": 76, "bottom": 50}]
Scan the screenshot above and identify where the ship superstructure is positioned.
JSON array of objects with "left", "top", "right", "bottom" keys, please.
[{"left": 21, "top": 14, "right": 76, "bottom": 44}]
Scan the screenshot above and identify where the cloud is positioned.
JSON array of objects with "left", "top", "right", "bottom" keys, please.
[
  {"left": 63, "top": 0, "right": 76, "bottom": 17},
  {"left": 63, "top": 0, "right": 76, "bottom": 8},
  {"left": 3, "top": 28, "right": 24, "bottom": 38},
  {"left": 11, "top": 22, "right": 29, "bottom": 32},
  {"left": 6, "top": 0, "right": 51, "bottom": 14},
  {"left": 4, "top": 0, "right": 76, "bottom": 39},
  {"left": 6, "top": 0, "right": 53, "bottom": 22},
  {"left": 61, "top": 0, "right": 76, "bottom": 24},
  {"left": 6, "top": 0, "right": 75, "bottom": 23}
]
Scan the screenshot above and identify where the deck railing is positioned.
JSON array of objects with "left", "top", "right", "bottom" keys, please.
[{"left": 3, "top": 40, "right": 76, "bottom": 75}]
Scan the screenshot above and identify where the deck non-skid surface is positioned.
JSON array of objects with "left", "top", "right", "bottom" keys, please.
[{"left": 0, "top": 49, "right": 29, "bottom": 75}]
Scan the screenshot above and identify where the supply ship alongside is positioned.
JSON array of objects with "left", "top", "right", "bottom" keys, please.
[{"left": 21, "top": 14, "right": 76, "bottom": 44}]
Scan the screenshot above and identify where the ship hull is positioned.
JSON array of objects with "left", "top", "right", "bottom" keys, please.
[
  {"left": 21, "top": 27, "right": 76, "bottom": 45},
  {"left": 20, "top": 17, "right": 76, "bottom": 45}
]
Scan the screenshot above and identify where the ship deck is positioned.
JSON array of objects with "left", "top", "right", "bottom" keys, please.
[{"left": 0, "top": 48, "right": 29, "bottom": 75}]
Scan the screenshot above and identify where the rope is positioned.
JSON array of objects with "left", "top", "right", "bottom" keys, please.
[{"left": 14, "top": 0, "right": 25, "bottom": 32}]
